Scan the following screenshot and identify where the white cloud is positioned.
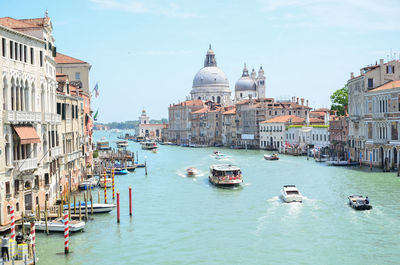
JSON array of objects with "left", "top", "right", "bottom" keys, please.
[
  {"left": 259, "top": 0, "right": 400, "bottom": 31},
  {"left": 89, "top": 0, "right": 200, "bottom": 18}
]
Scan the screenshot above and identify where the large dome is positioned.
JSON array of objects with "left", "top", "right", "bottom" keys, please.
[
  {"left": 235, "top": 64, "right": 256, "bottom": 91},
  {"left": 192, "top": 66, "right": 229, "bottom": 88}
]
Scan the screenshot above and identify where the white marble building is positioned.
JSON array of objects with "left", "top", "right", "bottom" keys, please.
[{"left": 234, "top": 64, "right": 265, "bottom": 101}]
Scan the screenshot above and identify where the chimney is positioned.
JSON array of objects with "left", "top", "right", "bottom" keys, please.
[
  {"left": 306, "top": 100, "right": 309, "bottom": 107},
  {"left": 296, "top": 97, "right": 299, "bottom": 104},
  {"left": 301, "top": 98, "right": 304, "bottom": 106},
  {"left": 350, "top": 72, "right": 354, "bottom": 79}
]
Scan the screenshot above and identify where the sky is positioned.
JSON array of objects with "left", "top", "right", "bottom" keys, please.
[{"left": 2, "top": 0, "right": 400, "bottom": 122}]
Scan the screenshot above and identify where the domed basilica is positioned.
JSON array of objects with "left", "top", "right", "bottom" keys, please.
[{"left": 190, "top": 45, "right": 266, "bottom": 105}]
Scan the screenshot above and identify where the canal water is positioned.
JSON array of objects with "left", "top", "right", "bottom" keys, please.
[{"left": 36, "top": 131, "right": 400, "bottom": 264}]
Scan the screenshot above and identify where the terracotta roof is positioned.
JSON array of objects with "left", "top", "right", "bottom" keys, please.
[
  {"left": 55, "top": 52, "right": 87, "bottom": 64},
  {"left": 309, "top": 117, "right": 325, "bottom": 124},
  {"left": 0, "top": 16, "right": 49, "bottom": 30},
  {"left": 368, "top": 80, "right": 400, "bottom": 92},
  {"left": 139, "top": 123, "right": 168, "bottom": 128},
  {"left": 313, "top": 108, "right": 330, "bottom": 112},
  {"left": 192, "top": 107, "right": 209, "bottom": 114},
  {"left": 223, "top": 107, "right": 236, "bottom": 115},
  {"left": 261, "top": 115, "right": 304, "bottom": 124},
  {"left": 171, "top": 99, "right": 204, "bottom": 108}
]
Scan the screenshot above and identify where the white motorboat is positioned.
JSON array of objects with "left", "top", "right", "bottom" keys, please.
[
  {"left": 213, "top": 151, "right": 225, "bottom": 159},
  {"left": 99, "top": 178, "right": 112, "bottom": 188},
  {"left": 64, "top": 203, "right": 116, "bottom": 213},
  {"left": 264, "top": 154, "right": 279, "bottom": 160},
  {"left": 24, "top": 219, "right": 85, "bottom": 232},
  {"left": 141, "top": 141, "right": 158, "bottom": 150},
  {"left": 209, "top": 164, "right": 243, "bottom": 187},
  {"left": 116, "top": 140, "right": 129, "bottom": 148},
  {"left": 281, "top": 185, "right": 303, "bottom": 203},
  {"left": 348, "top": 195, "right": 372, "bottom": 210},
  {"left": 186, "top": 167, "right": 198, "bottom": 177}
]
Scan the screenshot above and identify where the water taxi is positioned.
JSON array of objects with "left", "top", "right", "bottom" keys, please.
[
  {"left": 116, "top": 140, "right": 129, "bottom": 148},
  {"left": 281, "top": 185, "right": 303, "bottom": 203},
  {"left": 97, "top": 139, "right": 111, "bottom": 150},
  {"left": 264, "top": 154, "right": 279, "bottom": 160},
  {"left": 136, "top": 136, "right": 146, "bottom": 142},
  {"left": 141, "top": 141, "right": 158, "bottom": 150},
  {"left": 186, "top": 167, "right": 198, "bottom": 177},
  {"left": 79, "top": 177, "right": 99, "bottom": 190},
  {"left": 209, "top": 164, "right": 243, "bottom": 187},
  {"left": 348, "top": 195, "right": 372, "bottom": 210},
  {"left": 24, "top": 219, "right": 86, "bottom": 233}
]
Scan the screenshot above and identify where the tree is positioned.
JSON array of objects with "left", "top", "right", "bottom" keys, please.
[{"left": 330, "top": 86, "right": 348, "bottom": 116}]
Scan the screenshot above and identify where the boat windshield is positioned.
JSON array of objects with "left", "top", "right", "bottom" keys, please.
[{"left": 286, "top": 191, "right": 299, "bottom": 195}]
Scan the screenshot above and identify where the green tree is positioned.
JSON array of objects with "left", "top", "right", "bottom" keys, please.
[{"left": 330, "top": 86, "right": 348, "bottom": 116}]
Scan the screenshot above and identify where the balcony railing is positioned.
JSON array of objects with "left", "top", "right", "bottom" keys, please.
[
  {"left": 49, "top": 146, "right": 62, "bottom": 157},
  {"left": 44, "top": 113, "right": 62, "bottom": 123},
  {"left": 67, "top": 151, "right": 81, "bottom": 162},
  {"left": 6, "top": 110, "right": 41, "bottom": 123},
  {"left": 13, "top": 158, "right": 38, "bottom": 171},
  {"left": 372, "top": 112, "right": 385, "bottom": 119}
]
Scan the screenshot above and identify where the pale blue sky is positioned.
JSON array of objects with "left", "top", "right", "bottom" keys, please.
[{"left": 2, "top": 0, "right": 400, "bottom": 122}]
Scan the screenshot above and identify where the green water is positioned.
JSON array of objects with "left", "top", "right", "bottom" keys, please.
[{"left": 36, "top": 131, "right": 400, "bottom": 264}]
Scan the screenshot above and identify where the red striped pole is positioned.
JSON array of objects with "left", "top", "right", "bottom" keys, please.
[
  {"left": 64, "top": 210, "right": 69, "bottom": 254},
  {"left": 104, "top": 170, "right": 107, "bottom": 204},
  {"left": 129, "top": 185, "right": 132, "bottom": 216},
  {"left": 10, "top": 205, "right": 15, "bottom": 240},
  {"left": 117, "top": 191, "right": 120, "bottom": 223},
  {"left": 112, "top": 167, "right": 115, "bottom": 200},
  {"left": 30, "top": 221, "right": 35, "bottom": 253}
]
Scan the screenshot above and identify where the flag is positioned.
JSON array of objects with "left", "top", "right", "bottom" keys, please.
[
  {"left": 93, "top": 83, "right": 99, "bottom": 97},
  {"left": 93, "top": 109, "right": 99, "bottom": 121}
]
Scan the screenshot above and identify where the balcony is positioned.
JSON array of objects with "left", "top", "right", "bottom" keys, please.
[
  {"left": 67, "top": 151, "right": 81, "bottom": 162},
  {"left": 372, "top": 112, "right": 385, "bottom": 119},
  {"left": 5, "top": 110, "right": 41, "bottom": 123},
  {"left": 13, "top": 158, "right": 38, "bottom": 171},
  {"left": 44, "top": 113, "right": 61, "bottom": 123},
  {"left": 49, "top": 146, "right": 62, "bottom": 157}
]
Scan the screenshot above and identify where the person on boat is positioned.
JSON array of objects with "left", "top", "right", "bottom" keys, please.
[
  {"left": 365, "top": 196, "right": 369, "bottom": 204},
  {"left": 16, "top": 232, "right": 24, "bottom": 244},
  {"left": 1, "top": 234, "right": 9, "bottom": 261}
]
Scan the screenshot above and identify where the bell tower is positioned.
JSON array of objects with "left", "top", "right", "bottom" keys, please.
[{"left": 256, "top": 65, "right": 266, "bottom": 98}]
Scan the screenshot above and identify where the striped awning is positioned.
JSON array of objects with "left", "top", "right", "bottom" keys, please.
[{"left": 13, "top": 125, "right": 41, "bottom": 144}]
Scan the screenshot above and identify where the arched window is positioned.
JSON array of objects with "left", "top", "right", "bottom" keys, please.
[
  {"left": 16, "top": 202, "right": 19, "bottom": 212},
  {"left": 212, "top": 96, "right": 215, "bottom": 102},
  {"left": 240, "top": 93, "right": 243, "bottom": 98},
  {"left": 217, "top": 96, "right": 221, "bottom": 104},
  {"left": 3, "top": 77, "right": 7, "bottom": 110},
  {"left": 7, "top": 205, "right": 10, "bottom": 215},
  {"left": 198, "top": 97, "right": 201, "bottom": 100}
]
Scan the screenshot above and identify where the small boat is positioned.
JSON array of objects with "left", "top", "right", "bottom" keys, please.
[
  {"left": 97, "top": 140, "right": 111, "bottom": 150},
  {"left": 106, "top": 168, "right": 129, "bottom": 175},
  {"left": 213, "top": 151, "right": 225, "bottom": 159},
  {"left": 126, "top": 165, "right": 137, "bottom": 171},
  {"left": 141, "top": 141, "right": 158, "bottom": 150},
  {"left": 24, "top": 219, "right": 85, "bottom": 232},
  {"left": 281, "top": 185, "right": 303, "bottom": 203},
  {"left": 209, "top": 164, "right": 243, "bottom": 187},
  {"left": 315, "top": 155, "right": 329, "bottom": 162},
  {"left": 326, "top": 161, "right": 360, "bottom": 166},
  {"left": 64, "top": 202, "right": 116, "bottom": 213},
  {"left": 152, "top": 148, "right": 158, "bottom": 153},
  {"left": 136, "top": 136, "right": 146, "bottom": 142},
  {"left": 186, "top": 167, "right": 198, "bottom": 176},
  {"left": 99, "top": 178, "right": 113, "bottom": 188},
  {"left": 264, "top": 154, "right": 279, "bottom": 160},
  {"left": 135, "top": 163, "right": 145, "bottom": 168},
  {"left": 348, "top": 195, "right": 372, "bottom": 210}
]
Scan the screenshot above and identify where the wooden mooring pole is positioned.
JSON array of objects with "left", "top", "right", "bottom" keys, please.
[{"left": 45, "top": 201, "right": 48, "bottom": 235}]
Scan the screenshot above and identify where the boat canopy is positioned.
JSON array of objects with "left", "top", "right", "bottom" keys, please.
[{"left": 211, "top": 164, "right": 241, "bottom": 171}]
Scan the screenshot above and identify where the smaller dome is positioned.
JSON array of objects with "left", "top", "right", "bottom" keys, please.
[{"left": 235, "top": 63, "right": 256, "bottom": 91}]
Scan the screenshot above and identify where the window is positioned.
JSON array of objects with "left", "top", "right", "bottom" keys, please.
[
  {"left": 44, "top": 173, "right": 49, "bottom": 185},
  {"left": 19, "top": 43, "right": 22, "bottom": 61},
  {"left": 40, "top": 50, "right": 43, "bottom": 66},
  {"left": 387, "top": 65, "right": 395, "bottom": 74},
  {"left": 30, "top": 47, "right": 34, "bottom": 64},
  {"left": 72, "top": 105, "right": 75, "bottom": 119},
  {"left": 23, "top": 45, "right": 27, "bottom": 62},
  {"left": 391, "top": 122, "right": 398, "bottom": 141},
  {"left": 75, "top": 72, "right": 81, "bottom": 80},
  {"left": 368, "top": 78, "right": 373, "bottom": 88},
  {"left": 1, "top": 38, "right": 5, "bottom": 57},
  {"left": 57, "top": 103, "right": 61, "bottom": 114},
  {"left": 5, "top": 181, "right": 10, "bottom": 194},
  {"left": 15, "top": 42, "right": 18, "bottom": 60},
  {"left": 9, "top": 40, "right": 13, "bottom": 59}
]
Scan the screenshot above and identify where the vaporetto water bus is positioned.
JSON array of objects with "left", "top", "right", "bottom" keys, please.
[{"left": 209, "top": 164, "right": 243, "bottom": 187}]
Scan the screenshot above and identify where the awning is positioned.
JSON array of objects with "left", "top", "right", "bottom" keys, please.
[{"left": 13, "top": 126, "right": 41, "bottom": 144}]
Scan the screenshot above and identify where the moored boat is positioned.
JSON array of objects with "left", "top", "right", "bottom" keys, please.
[
  {"left": 209, "top": 164, "right": 243, "bottom": 187},
  {"left": 116, "top": 140, "right": 129, "bottom": 148},
  {"left": 281, "top": 185, "right": 303, "bottom": 203},
  {"left": 64, "top": 202, "right": 116, "bottom": 213},
  {"left": 99, "top": 178, "right": 112, "bottom": 188},
  {"left": 326, "top": 160, "right": 359, "bottom": 166},
  {"left": 348, "top": 195, "right": 372, "bottom": 210},
  {"left": 24, "top": 219, "right": 86, "bottom": 232},
  {"left": 264, "top": 154, "right": 279, "bottom": 160},
  {"left": 79, "top": 177, "right": 99, "bottom": 190}
]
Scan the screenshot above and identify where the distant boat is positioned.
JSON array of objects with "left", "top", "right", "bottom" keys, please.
[
  {"left": 79, "top": 177, "right": 99, "bottom": 190},
  {"left": 348, "top": 195, "right": 372, "bottom": 210},
  {"left": 264, "top": 154, "right": 279, "bottom": 160},
  {"left": 209, "top": 164, "right": 243, "bottom": 187},
  {"left": 186, "top": 167, "right": 198, "bottom": 177},
  {"left": 116, "top": 140, "right": 129, "bottom": 148},
  {"left": 326, "top": 160, "right": 359, "bottom": 166},
  {"left": 99, "top": 178, "right": 112, "bottom": 188},
  {"left": 141, "top": 142, "right": 158, "bottom": 150}
]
